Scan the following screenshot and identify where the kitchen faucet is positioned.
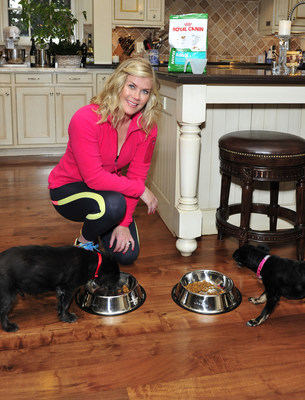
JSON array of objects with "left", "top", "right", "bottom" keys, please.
[{"left": 288, "top": 1, "right": 305, "bottom": 20}]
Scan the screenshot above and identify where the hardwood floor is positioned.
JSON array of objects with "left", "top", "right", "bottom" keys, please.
[{"left": 0, "top": 158, "right": 305, "bottom": 399}]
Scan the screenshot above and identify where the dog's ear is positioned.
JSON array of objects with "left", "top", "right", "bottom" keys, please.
[
  {"left": 257, "top": 244, "right": 270, "bottom": 253},
  {"left": 232, "top": 248, "right": 239, "bottom": 259}
]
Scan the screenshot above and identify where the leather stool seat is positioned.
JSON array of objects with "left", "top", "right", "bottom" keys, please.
[{"left": 216, "top": 130, "right": 305, "bottom": 260}]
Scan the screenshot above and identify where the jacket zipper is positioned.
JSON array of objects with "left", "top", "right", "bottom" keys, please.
[{"left": 115, "top": 155, "right": 119, "bottom": 174}]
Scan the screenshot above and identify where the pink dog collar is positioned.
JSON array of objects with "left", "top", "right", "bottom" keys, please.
[{"left": 256, "top": 255, "right": 270, "bottom": 279}]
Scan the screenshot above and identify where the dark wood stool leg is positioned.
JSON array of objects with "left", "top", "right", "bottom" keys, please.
[
  {"left": 296, "top": 178, "right": 305, "bottom": 260},
  {"left": 217, "top": 173, "right": 231, "bottom": 240},
  {"left": 239, "top": 168, "right": 253, "bottom": 247},
  {"left": 270, "top": 181, "right": 279, "bottom": 231}
]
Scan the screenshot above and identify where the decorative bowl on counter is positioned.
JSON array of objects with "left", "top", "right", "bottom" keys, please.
[
  {"left": 75, "top": 271, "right": 146, "bottom": 316},
  {"left": 172, "top": 269, "right": 241, "bottom": 314}
]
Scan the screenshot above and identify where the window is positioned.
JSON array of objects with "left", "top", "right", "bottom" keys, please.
[
  {"left": 1, "top": 0, "right": 87, "bottom": 45},
  {"left": 8, "top": 0, "right": 71, "bottom": 38}
]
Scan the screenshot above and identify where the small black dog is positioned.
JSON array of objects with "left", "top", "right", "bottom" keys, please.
[
  {"left": 233, "top": 244, "right": 305, "bottom": 327},
  {"left": 0, "top": 245, "right": 120, "bottom": 332}
]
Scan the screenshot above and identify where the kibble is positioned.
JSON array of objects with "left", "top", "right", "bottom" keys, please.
[{"left": 185, "top": 280, "right": 225, "bottom": 295}]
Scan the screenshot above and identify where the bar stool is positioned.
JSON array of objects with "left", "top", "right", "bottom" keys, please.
[{"left": 216, "top": 130, "right": 305, "bottom": 260}]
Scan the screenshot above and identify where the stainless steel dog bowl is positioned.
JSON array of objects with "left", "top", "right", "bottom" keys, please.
[
  {"left": 172, "top": 270, "right": 241, "bottom": 314},
  {"left": 75, "top": 272, "right": 146, "bottom": 316}
]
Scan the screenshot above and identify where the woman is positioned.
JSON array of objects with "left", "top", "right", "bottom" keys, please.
[{"left": 48, "top": 58, "right": 162, "bottom": 264}]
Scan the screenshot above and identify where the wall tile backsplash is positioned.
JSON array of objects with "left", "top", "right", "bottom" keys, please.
[{"left": 113, "top": 0, "right": 302, "bottom": 63}]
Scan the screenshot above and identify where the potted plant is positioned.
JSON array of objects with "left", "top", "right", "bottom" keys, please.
[{"left": 20, "top": 0, "right": 86, "bottom": 67}]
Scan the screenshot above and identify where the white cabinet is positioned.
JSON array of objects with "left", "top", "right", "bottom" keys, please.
[
  {"left": 259, "top": 0, "right": 305, "bottom": 35},
  {"left": 289, "top": 0, "right": 305, "bottom": 30},
  {"left": 114, "top": 0, "right": 144, "bottom": 21},
  {"left": 16, "top": 86, "right": 56, "bottom": 145},
  {"left": 96, "top": 73, "right": 111, "bottom": 94},
  {"left": 112, "top": 0, "right": 164, "bottom": 28},
  {"left": 15, "top": 73, "right": 93, "bottom": 146},
  {"left": 55, "top": 86, "right": 93, "bottom": 143},
  {"left": 0, "top": 87, "right": 13, "bottom": 145}
]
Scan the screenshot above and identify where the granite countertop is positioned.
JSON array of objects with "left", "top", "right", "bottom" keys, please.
[
  {"left": 0, "top": 64, "right": 115, "bottom": 72},
  {"left": 2, "top": 62, "right": 305, "bottom": 85},
  {"left": 0, "top": 65, "right": 90, "bottom": 72},
  {"left": 156, "top": 65, "right": 305, "bottom": 85}
]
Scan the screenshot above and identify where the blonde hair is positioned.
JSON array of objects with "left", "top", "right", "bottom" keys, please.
[{"left": 91, "top": 57, "right": 162, "bottom": 135}]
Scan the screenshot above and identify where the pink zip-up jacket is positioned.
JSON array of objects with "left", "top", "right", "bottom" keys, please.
[{"left": 48, "top": 104, "right": 157, "bottom": 226}]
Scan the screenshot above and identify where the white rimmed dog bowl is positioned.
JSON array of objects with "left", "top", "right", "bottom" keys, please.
[
  {"left": 172, "top": 270, "right": 241, "bottom": 314},
  {"left": 75, "top": 272, "right": 146, "bottom": 316}
]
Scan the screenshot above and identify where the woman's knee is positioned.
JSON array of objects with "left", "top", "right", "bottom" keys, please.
[{"left": 104, "top": 192, "right": 126, "bottom": 220}]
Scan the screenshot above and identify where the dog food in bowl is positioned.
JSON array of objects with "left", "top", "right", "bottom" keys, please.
[
  {"left": 172, "top": 270, "right": 241, "bottom": 314},
  {"left": 185, "top": 280, "right": 225, "bottom": 295},
  {"left": 75, "top": 272, "right": 146, "bottom": 316}
]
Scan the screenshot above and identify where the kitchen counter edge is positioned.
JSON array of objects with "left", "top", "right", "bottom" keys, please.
[{"left": 156, "top": 69, "right": 305, "bottom": 85}]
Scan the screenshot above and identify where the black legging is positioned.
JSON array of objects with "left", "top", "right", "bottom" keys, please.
[{"left": 49, "top": 182, "right": 139, "bottom": 264}]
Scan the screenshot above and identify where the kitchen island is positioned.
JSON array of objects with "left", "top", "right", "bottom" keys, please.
[{"left": 151, "top": 65, "right": 305, "bottom": 256}]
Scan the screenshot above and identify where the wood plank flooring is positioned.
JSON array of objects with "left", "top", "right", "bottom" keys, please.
[{"left": 0, "top": 158, "right": 305, "bottom": 399}]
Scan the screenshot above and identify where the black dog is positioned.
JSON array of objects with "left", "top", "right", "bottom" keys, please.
[
  {"left": 0, "top": 245, "right": 120, "bottom": 332},
  {"left": 233, "top": 244, "right": 305, "bottom": 327}
]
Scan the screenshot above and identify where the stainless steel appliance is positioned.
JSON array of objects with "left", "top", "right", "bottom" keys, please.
[{"left": 3, "top": 26, "right": 26, "bottom": 64}]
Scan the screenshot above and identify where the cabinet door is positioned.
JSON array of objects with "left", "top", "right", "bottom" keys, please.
[
  {"left": 114, "top": 0, "right": 144, "bottom": 20},
  {"left": 16, "top": 87, "right": 56, "bottom": 145},
  {"left": 0, "top": 88, "right": 13, "bottom": 145},
  {"left": 96, "top": 74, "right": 110, "bottom": 94},
  {"left": 289, "top": 0, "right": 305, "bottom": 30},
  {"left": 275, "top": 0, "right": 290, "bottom": 25},
  {"left": 146, "top": 0, "right": 162, "bottom": 22},
  {"left": 55, "top": 86, "right": 93, "bottom": 144}
]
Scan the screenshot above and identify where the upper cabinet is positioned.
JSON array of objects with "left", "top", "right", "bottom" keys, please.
[
  {"left": 259, "top": 0, "right": 305, "bottom": 36},
  {"left": 112, "top": 0, "right": 165, "bottom": 28}
]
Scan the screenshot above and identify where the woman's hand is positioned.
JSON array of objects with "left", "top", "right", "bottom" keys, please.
[
  {"left": 140, "top": 186, "right": 158, "bottom": 214},
  {"left": 110, "top": 225, "right": 134, "bottom": 254}
]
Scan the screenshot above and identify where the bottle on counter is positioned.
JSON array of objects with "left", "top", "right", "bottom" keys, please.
[
  {"left": 48, "top": 39, "right": 56, "bottom": 68},
  {"left": 272, "top": 45, "right": 277, "bottom": 61},
  {"left": 80, "top": 38, "right": 87, "bottom": 68},
  {"left": 266, "top": 46, "right": 273, "bottom": 64},
  {"left": 30, "top": 39, "right": 36, "bottom": 68},
  {"left": 86, "top": 34, "right": 94, "bottom": 64}
]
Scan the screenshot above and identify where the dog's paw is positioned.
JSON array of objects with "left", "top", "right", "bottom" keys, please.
[
  {"left": 246, "top": 319, "right": 259, "bottom": 327},
  {"left": 61, "top": 312, "right": 78, "bottom": 323},
  {"left": 248, "top": 297, "right": 259, "bottom": 304},
  {"left": 4, "top": 322, "right": 19, "bottom": 332}
]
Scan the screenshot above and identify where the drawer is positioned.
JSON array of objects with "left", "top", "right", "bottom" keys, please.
[
  {"left": 56, "top": 73, "right": 93, "bottom": 84},
  {"left": 0, "top": 73, "right": 11, "bottom": 84},
  {"left": 15, "top": 73, "right": 53, "bottom": 84}
]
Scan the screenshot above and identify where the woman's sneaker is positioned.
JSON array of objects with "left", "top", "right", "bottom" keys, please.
[{"left": 74, "top": 239, "right": 100, "bottom": 252}]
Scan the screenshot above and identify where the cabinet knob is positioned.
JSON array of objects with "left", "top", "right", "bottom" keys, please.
[
  {"left": 56, "top": 92, "right": 60, "bottom": 96},
  {"left": 50, "top": 92, "right": 54, "bottom": 96},
  {"left": 5, "top": 92, "right": 9, "bottom": 96}
]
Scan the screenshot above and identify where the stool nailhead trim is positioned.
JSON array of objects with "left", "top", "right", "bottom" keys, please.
[{"left": 220, "top": 148, "right": 305, "bottom": 159}]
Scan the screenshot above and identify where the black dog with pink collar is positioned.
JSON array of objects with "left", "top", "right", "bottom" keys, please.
[{"left": 233, "top": 244, "right": 305, "bottom": 327}]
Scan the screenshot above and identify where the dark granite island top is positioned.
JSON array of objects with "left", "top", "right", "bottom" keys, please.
[{"left": 156, "top": 65, "right": 305, "bottom": 85}]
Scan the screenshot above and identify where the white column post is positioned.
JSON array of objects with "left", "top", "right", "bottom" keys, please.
[{"left": 175, "top": 84, "right": 207, "bottom": 256}]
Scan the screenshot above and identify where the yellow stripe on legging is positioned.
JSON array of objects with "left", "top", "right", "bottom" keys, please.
[{"left": 55, "top": 192, "right": 105, "bottom": 220}]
